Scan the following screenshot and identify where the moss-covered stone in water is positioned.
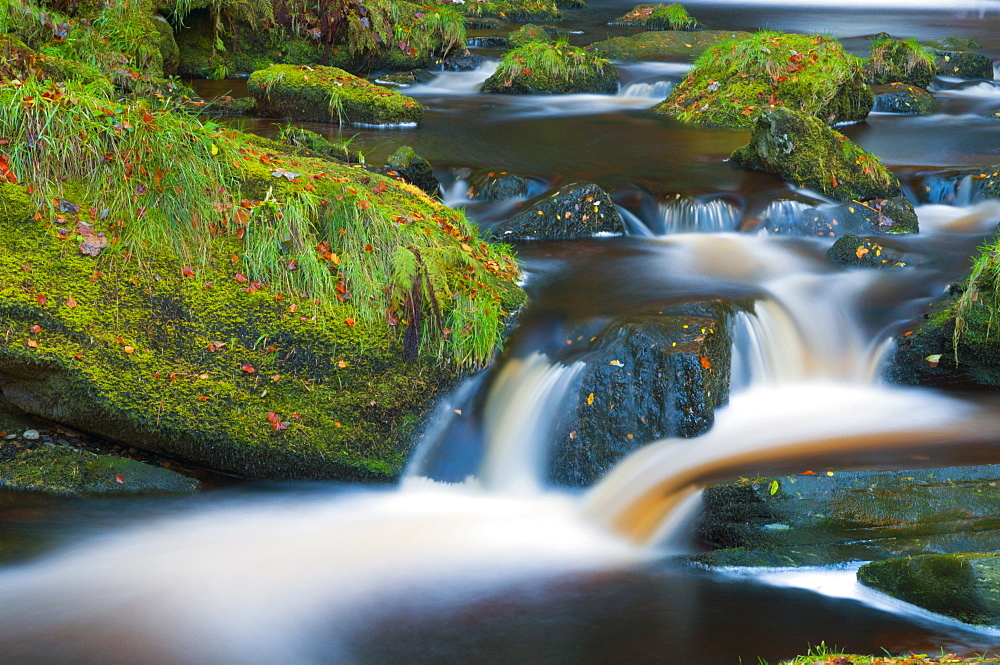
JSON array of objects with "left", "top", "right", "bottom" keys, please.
[
  {"left": 933, "top": 49, "right": 995, "bottom": 80},
  {"left": 0, "top": 446, "right": 200, "bottom": 495},
  {"left": 586, "top": 30, "right": 752, "bottom": 63},
  {"left": 467, "top": 171, "right": 530, "bottom": 201},
  {"left": 864, "top": 37, "right": 936, "bottom": 88},
  {"left": 610, "top": 3, "right": 698, "bottom": 31},
  {"left": 805, "top": 197, "right": 919, "bottom": 235},
  {"left": 872, "top": 83, "right": 938, "bottom": 114},
  {"left": 488, "top": 182, "right": 623, "bottom": 239},
  {"left": 730, "top": 108, "right": 901, "bottom": 202},
  {"left": 386, "top": 146, "right": 440, "bottom": 196},
  {"left": 858, "top": 554, "right": 1000, "bottom": 626},
  {"left": 654, "top": 31, "right": 872, "bottom": 128},
  {"left": 828, "top": 234, "right": 908, "bottom": 269},
  {"left": 923, "top": 37, "right": 983, "bottom": 51},
  {"left": 481, "top": 42, "right": 618, "bottom": 95},
  {"left": 507, "top": 24, "right": 554, "bottom": 49},
  {"left": 443, "top": 0, "right": 562, "bottom": 23},
  {"left": 248, "top": 64, "right": 424, "bottom": 125}
]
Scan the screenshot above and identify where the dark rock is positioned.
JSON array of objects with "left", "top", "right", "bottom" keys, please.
[
  {"left": 858, "top": 553, "right": 1000, "bottom": 626},
  {"left": 385, "top": 146, "right": 440, "bottom": 196},
  {"left": 807, "top": 197, "right": 919, "bottom": 235},
  {"left": 440, "top": 51, "right": 484, "bottom": 71},
  {"left": 864, "top": 37, "right": 936, "bottom": 88},
  {"left": 0, "top": 446, "right": 200, "bottom": 495},
  {"left": 549, "top": 303, "right": 731, "bottom": 486},
  {"left": 730, "top": 108, "right": 901, "bottom": 202},
  {"left": 489, "top": 182, "right": 624, "bottom": 240},
  {"left": 932, "top": 50, "right": 995, "bottom": 80},
  {"left": 467, "top": 170, "right": 530, "bottom": 201},
  {"left": 467, "top": 36, "right": 510, "bottom": 48},
  {"left": 872, "top": 83, "right": 938, "bottom": 114},
  {"left": 828, "top": 234, "right": 908, "bottom": 269},
  {"left": 375, "top": 70, "right": 436, "bottom": 87},
  {"left": 695, "top": 465, "right": 1000, "bottom": 567}
]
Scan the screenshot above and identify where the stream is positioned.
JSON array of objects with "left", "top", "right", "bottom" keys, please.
[{"left": 3, "top": 1, "right": 1000, "bottom": 663}]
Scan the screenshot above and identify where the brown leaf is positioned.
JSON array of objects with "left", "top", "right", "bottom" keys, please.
[
  {"left": 123, "top": 346, "right": 135, "bottom": 354},
  {"left": 65, "top": 295, "right": 77, "bottom": 308},
  {"left": 77, "top": 222, "right": 108, "bottom": 257}
]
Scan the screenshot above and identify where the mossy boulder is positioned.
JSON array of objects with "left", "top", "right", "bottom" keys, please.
[
  {"left": 586, "top": 30, "right": 752, "bottom": 63},
  {"left": 275, "top": 127, "right": 362, "bottom": 163},
  {"left": 507, "top": 24, "right": 554, "bottom": 49},
  {"left": 730, "top": 108, "right": 901, "bottom": 202},
  {"left": 858, "top": 554, "right": 1000, "bottom": 626},
  {"left": 807, "top": 197, "right": 919, "bottom": 235},
  {"left": 488, "top": 182, "right": 624, "bottom": 240},
  {"left": 932, "top": 49, "right": 995, "bottom": 80},
  {"left": 152, "top": 15, "right": 180, "bottom": 76},
  {"left": 248, "top": 64, "right": 424, "bottom": 126},
  {"left": 467, "top": 170, "right": 531, "bottom": 201},
  {"left": 872, "top": 83, "right": 938, "bottom": 114},
  {"left": 0, "top": 447, "right": 199, "bottom": 495},
  {"left": 609, "top": 3, "right": 699, "bottom": 31},
  {"left": 481, "top": 42, "right": 619, "bottom": 95},
  {"left": 695, "top": 465, "right": 1000, "bottom": 567},
  {"left": 385, "top": 146, "right": 440, "bottom": 196},
  {"left": 828, "top": 234, "right": 908, "bottom": 268},
  {"left": 653, "top": 31, "right": 872, "bottom": 128},
  {"left": 864, "top": 37, "right": 936, "bottom": 88},
  {"left": 549, "top": 303, "right": 730, "bottom": 486},
  {"left": 444, "top": 0, "right": 562, "bottom": 23},
  {"left": 924, "top": 37, "right": 983, "bottom": 51}
]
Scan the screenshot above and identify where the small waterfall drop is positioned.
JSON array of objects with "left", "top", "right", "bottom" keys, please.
[
  {"left": 657, "top": 198, "right": 741, "bottom": 234},
  {"left": 616, "top": 80, "right": 673, "bottom": 100}
]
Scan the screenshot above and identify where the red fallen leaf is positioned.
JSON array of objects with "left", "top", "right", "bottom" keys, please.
[
  {"left": 345, "top": 318, "right": 356, "bottom": 327},
  {"left": 196, "top": 395, "right": 210, "bottom": 400},
  {"left": 29, "top": 325, "right": 42, "bottom": 333},
  {"left": 364, "top": 244, "right": 374, "bottom": 252},
  {"left": 181, "top": 265, "right": 195, "bottom": 278},
  {"left": 74, "top": 353, "right": 83, "bottom": 359},
  {"left": 801, "top": 470, "right": 815, "bottom": 475},
  {"left": 115, "top": 336, "right": 125, "bottom": 344},
  {"left": 143, "top": 111, "right": 153, "bottom": 123},
  {"left": 831, "top": 175, "right": 839, "bottom": 188},
  {"left": 271, "top": 375, "right": 281, "bottom": 382},
  {"left": 65, "top": 295, "right": 77, "bottom": 308},
  {"left": 234, "top": 273, "right": 248, "bottom": 283},
  {"left": 266, "top": 411, "right": 288, "bottom": 431},
  {"left": 115, "top": 474, "right": 125, "bottom": 484},
  {"left": 521, "top": 68, "right": 534, "bottom": 75},
  {"left": 387, "top": 310, "right": 400, "bottom": 326},
  {"left": 372, "top": 182, "right": 387, "bottom": 195},
  {"left": 357, "top": 199, "right": 371, "bottom": 210},
  {"left": 699, "top": 357, "right": 711, "bottom": 370},
  {"left": 26, "top": 339, "right": 38, "bottom": 348},
  {"left": 241, "top": 363, "right": 255, "bottom": 373},
  {"left": 36, "top": 294, "right": 48, "bottom": 306}
]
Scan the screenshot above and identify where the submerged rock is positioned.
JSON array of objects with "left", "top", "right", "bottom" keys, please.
[
  {"left": 467, "top": 170, "right": 531, "bottom": 201},
  {"left": 586, "top": 30, "right": 751, "bottom": 63},
  {"left": 864, "top": 37, "right": 936, "bottom": 88},
  {"left": 730, "top": 108, "right": 901, "bottom": 202},
  {"left": 549, "top": 303, "right": 731, "bottom": 486},
  {"left": 931, "top": 49, "right": 995, "bottom": 80},
  {"left": 0, "top": 447, "right": 200, "bottom": 495},
  {"left": 858, "top": 553, "right": 1000, "bottom": 626},
  {"left": 828, "top": 234, "right": 908, "bottom": 268},
  {"left": 481, "top": 42, "right": 619, "bottom": 95},
  {"left": 488, "top": 182, "right": 624, "bottom": 240},
  {"left": 654, "top": 31, "right": 872, "bottom": 128},
  {"left": 696, "top": 465, "right": 1000, "bottom": 567},
  {"left": 872, "top": 83, "right": 938, "bottom": 114},
  {"left": 248, "top": 64, "right": 424, "bottom": 126}
]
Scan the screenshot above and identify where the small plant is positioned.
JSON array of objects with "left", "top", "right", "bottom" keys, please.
[
  {"left": 647, "top": 3, "right": 698, "bottom": 31},
  {"left": 867, "top": 37, "right": 936, "bottom": 87}
]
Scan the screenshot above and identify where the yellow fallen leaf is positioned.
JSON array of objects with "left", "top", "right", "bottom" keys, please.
[{"left": 586, "top": 393, "right": 594, "bottom": 405}]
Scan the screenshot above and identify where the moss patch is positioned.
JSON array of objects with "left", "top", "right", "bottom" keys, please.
[
  {"left": 586, "top": 30, "right": 751, "bottom": 63},
  {"left": 654, "top": 31, "right": 872, "bottom": 128},
  {"left": 481, "top": 41, "right": 618, "bottom": 94},
  {"left": 865, "top": 37, "right": 936, "bottom": 88},
  {"left": 248, "top": 64, "right": 424, "bottom": 125},
  {"left": 609, "top": 3, "right": 698, "bottom": 31}
]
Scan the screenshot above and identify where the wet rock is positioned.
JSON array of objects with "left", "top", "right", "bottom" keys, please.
[
  {"left": 586, "top": 30, "right": 752, "bottom": 63},
  {"left": 467, "top": 170, "right": 530, "bottom": 201},
  {"left": 730, "top": 108, "right": 901, "bottom": 202},
  {"left": 931, "top": 49, "right": 995, "bottom": 80},
  {"left": 467, "top": 35, "right": 509, "bottom": 49},
  {"left": 654, "top": 32, "right": 872, "bottom": 128},
  {"left": 923, "top": 37, "right": 983, "bottom": 52},
  {"left": 507, "top": 24, "right": 554, "bottom": 49},
  {"left": 858, "top": 553, "right": 1000, "bottom": 626},
  {"left": 488, "top": 182, "right": 624, "bottom": 240},
  {"left": 440, "top": 51, "right": 484, "bottom": 72},
  {"left": 804, "top": 197, "right": 919, "bottom": 235},
  {"left": 609, "top": 3, "right": 699, "bottom": 31},
  {"left": 864, "top": 37, "right": 936, "bottom": 88},
  {"left": 248, "top": 64, "right": 423, "bottom": 126},
  {"left": 828, "top": 234, "right": 908, "bottom": 269},
  {"left": 695, "top": 465, "right": 1000, "bottom": 567},
  {"left": 549, "top": 303, "right": 731, "bottom": 486},
  {"left": 374, "top": 70, "right": 436, "bottom": 87},
  {"left": 0, "top": 446, "right": 200, "bottom": 495},
  {"left": 385, "top": 146, "right": 440, "bottom": 196},
  {"left": 872, "top": 83, "right": 938, "bottom": 114},
  {"left": 21, "top": 430, "right": 39, "bottom": 440},
  {"left": 482, "top": 42, "right": 618, "bottom": 95}
]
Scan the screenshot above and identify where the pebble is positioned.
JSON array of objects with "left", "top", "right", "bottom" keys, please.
[
  {"left": 22, "top": 430, "right": 40, "bottom": 440},
  {"left": 3, "top": 434, "right": 16, "bottom": 441},
  {"left": 56, "top": 439, "right": 72, "bottom": 447}
]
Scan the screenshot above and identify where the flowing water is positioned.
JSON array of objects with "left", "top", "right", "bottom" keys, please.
[{"left": 4, "top": 1, "right": 1000, "bottom": 663}]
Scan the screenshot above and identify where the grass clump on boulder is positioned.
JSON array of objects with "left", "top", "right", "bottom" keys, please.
[
  {"left": 248, "top": 64, "right": 424, "bottom": 125},
  {"left": 865, "top": 37, "right": 936, "bottom": 88},
  {"left": 507, "top": 23, "right": 554, "bottom": 49},
  {"left": 610, "top": 3, "right": 698, "bottom": 31},
  {"left": 586, "top": 30, "right": 751, "bottom": 63},
  {"left": 654, "top": 31, "right": 872, "bottom": 128},
  {"left": 482, "top": 41, "right": 619, "bottom": 94}
]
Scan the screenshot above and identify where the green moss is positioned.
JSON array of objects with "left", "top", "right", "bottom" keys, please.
[
  {"left": 865, "top": 37, "right": 936, "bottom": 88},
  {"left": 730, "top": 107, "right": 900, "bottom": 202},
  {"left": 481, "top": 41, "right": 618, "bottom": 95},
  {"left": 586, "top": 29, "right": 752, "bottom": 63},
  {"left": 248, "top": 64, "right": 424, "bottom": 125},
  {"left": 0, "top": 446, "right": 200, "bottom": 494},
  {"left": 508, "top": 24, "right": 553, "bottom": 49},
  {"left": 444, "top": 0, "right": 562, "bottom": 23},
  {"left": 654, "top": 31, "right": 872, "bottom": 128},
  {"left": 610, "top": 3, "right": 698, "bottom": 30}
]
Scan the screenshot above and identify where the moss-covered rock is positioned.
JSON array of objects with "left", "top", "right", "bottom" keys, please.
[
  {"left": 654, "top": 31, "right": 872, "bottom": 128},
  {"left": 696, "top": 465, "right": 1000, "bottom": 567},
  {"left": 481, "top": 42, "right": 619, "bottom": 95},
  {"left": 385, "top": 146, "right": 440, "bottom": 196},
  {"left": 828, "top": 234, "right": 908, "bottom": 268},
  {"left": 858, "top": 554, "right": 1000, "bottom": 626},
  {"left": 586, "top": 30, "right": 752, "bottom": 63},
  {"left": 609, "top": 3, "right": 698, "bottom": 31},
  {"left": 248, "top": 64, "right": 424, "bottom": 126},
  {"left": 507, "top": 24, "right": 554, "bottom": 49},
  {"left": 872, "top": 83, "right": 938, "bottom": 114},
  {"left": 275, "top": 127, "right": 363, "bottom": 164},
  {"left": 807, "top": 197, "right": 919, "bottom": 235},
  {"left": 730, "top": 108, "right": 901, "bottom": 202},
  {"left": 467, "top": 171, "right": 530, "bottom": 201},
  {"left": 864, "top": 37, "right": 936, "bottom": 88},
  {"left": 932, "top": 49, "right": 995, "bottom": 80},
  {"left": 549, "top": 303, "right": 730, "bottom": 486},
  {"left": 923, "top": 37, "right": 983, "bottom": 52},
  {"left": 444, "top": 0, "right": 562, "bottom": 23},
  {"left": 488, "top": 182, "right": 624, "bottom": 240},
  {"left": 152, "top": 15, "right": 180, "bottom": 75},
  {"left": 0, "top": 446, "right": 199, "bottom": 495},
  {"left": 374, "top": 70, "right": 437, "bottom": 87}
]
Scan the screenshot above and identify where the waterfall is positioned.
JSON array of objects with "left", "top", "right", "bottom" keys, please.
[{"left": 657, "top": 198, "right": 741, "bottom": 234}]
